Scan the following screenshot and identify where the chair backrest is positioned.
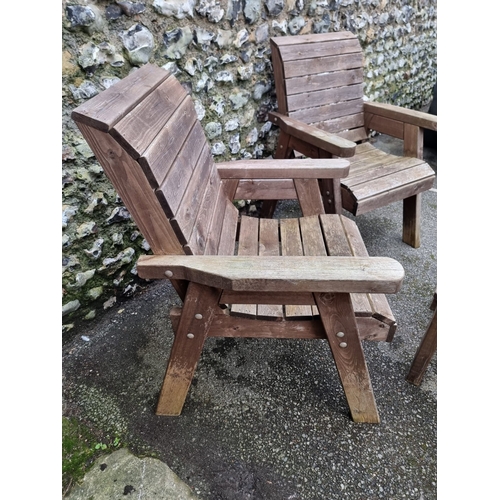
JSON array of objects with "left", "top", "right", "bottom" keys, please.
[
  {"left": 72, "top": 64, "right": 237, "bottom": 256},
  {"left": 271, "top": 32, "right": 368, "bottom": 143}
]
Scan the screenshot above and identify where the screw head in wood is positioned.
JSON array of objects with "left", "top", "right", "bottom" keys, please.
[
  {"left": 164, "top": 270, "right": 173, "bottom": 278},
  {"left": 339, "top": 342, "right": 347, "bottom": 348},
  {"left": 187, "top": 333, "right": 194, "bottom": 339},
  {"left": 326, "top": 191, "right": 330, "bottom": 196},
  {"left": 336, "top": 331, "right": 345, "bottom": 338},
  {"left": 195, "top": 313, "right": 203, "bottom": 320}
]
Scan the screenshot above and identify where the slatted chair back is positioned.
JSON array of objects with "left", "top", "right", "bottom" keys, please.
[
  {"left": 71, "top": 64, "right": 237, "bottom": 258},
  {"left": 271, "top": 32, "right": 369, "bottom": 143}
]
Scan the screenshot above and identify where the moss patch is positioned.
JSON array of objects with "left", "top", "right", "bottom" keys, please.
[
  {"left": 62, "top": 417, "right": 100, "bottom": 495},
  {"left": 62, "top": 417, "right": 124, "bottom": 496}
]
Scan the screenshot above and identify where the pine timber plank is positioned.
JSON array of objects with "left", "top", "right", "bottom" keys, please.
[
  {"left": 170, "top": 306, "right": 393, "bottom": 342},
  {"left": 217, "top": 200, "right": 239, "bottom": 257},
  {"left": 286, "top": 69, "right": 364, "bottom": 96},
  {"left": 231, "top": 216, "right": 259, "bottom": 317},
  {"left": 313, "top": 112, "right": 366, "bottom": 136},
  {"left": 335, "top": 215, "right": 396, "bottom": 332},
  {"left": 283, "top": 53, "right": 363, "bottom": 79},
  {"left": 365, "top": 102, "right": 437, "bottom": 131},
  {"left": 203, "top": 181, "right": 229, "bottom": 256},
  {"left": 314, "top": 291, "right": 380, "bottom": 423},
  {"left": 112, "top": 74, "right": 187, "bottom": 159},
  {"left": 346, "top": 163, "right": 435, "bottom": 200},
  {"left": 404, "top": 123, "right": 424, "bottom": 159},
  {"left": 406, "top": 292, "right": 437, "bottom": 385},
  {"left": 156, "top": 283, "right": 222, "bottom": 415},
  {"left": 71, "top": 63, "right": 169, "bottom": 131},
  {"left": 336, "top": 127, "right": 369, "bottom": 143},
  {"left": 156, "top": 120, "right": 206, "bottom": 219},
  {"left": 278, "top": 38, "right": 360, "bottom": 61},
  {"left": 139, "top": 96, "right": 197, "bottom": 188},
  {"left": 287, "top": 84, "right": 364, "bottom": 112},
  {"left": 234, "top": 179, "right": 298, "bottom": 200},
  {"left": 280, "top": 218, "right": 314, "bottom": 319},
  {"left": 271, "top": 31, "right": 356, "bottom": 48},
  {"left": 402, "top": 194, "right": 422, "bottom": 249},
  {"left": 364, "top": 113, "right": 405, "bottom": 139},
  {"left": 271, "top": 40, "right": 288, "bottom": 115},
  {"left": 289, "top": 99, "right": 364, "bottom": 125},
  {"left": 345, "top": 157, "right": 427, "bottom": 187},
  {"left": 217, "top": 158, "right": 350, "bottom": 179},
  {"left": 173, "top": 144, "right": 214, "bottom": 243},
  {"left": 75, "top": 122, "right": 184, "bottom": 256},
  {"left": 257, "top": 218, "right": 284, "bottom": 319},
  {"left": 294, "top": 179, "right": 326, "bottom": 217},
  {"left": 319, "top": 214, "right": 372, "bottom": 316},
  {"left": 186, "top": 167, "right": 223, "bottom": 255},
  {"left": 299, "top": 216, "right": 329, "bottom": 317}
]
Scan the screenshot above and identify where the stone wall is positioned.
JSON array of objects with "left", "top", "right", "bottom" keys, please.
[{"left": 62, "top": 0, "right": 437, "bottom": 333}]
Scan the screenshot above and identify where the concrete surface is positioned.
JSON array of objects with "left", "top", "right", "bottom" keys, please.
[
  {"left": 62, "top": 134, "right": 437, "bottom": 500},
  {"left": 66, "top": 448, "right": 200, "bottom": 500}
]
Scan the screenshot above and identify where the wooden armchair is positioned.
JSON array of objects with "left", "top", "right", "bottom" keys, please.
[
  {"left": 72, "top": 64, "right": 404, "bottom": 423},
  {"left": 266, "top": 32, "right": 437, "bottom": 248}
]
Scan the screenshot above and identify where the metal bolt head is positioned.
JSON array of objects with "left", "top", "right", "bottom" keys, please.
[
  {"left": 165, "top": 270, "right": 173, "bottom": 278},
  {"left": 336, "top": 331, "right": 345, "bottom": 338},
  {"left": 187, "top": 333, "right": 194, "bottom": 339},
  {"left": 195, "top": 313, "right": 203, "bottom": 320},
  {"left": 339, "top": 342, "right": 347, "bottom": 348}
]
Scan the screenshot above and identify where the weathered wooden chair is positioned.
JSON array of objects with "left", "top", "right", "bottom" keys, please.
[
  {"left": 266, "top": 32, "right": 437, "bottom": 248},
  {"left": 72, "top": 63, "right": 404, "bottom": 423}
]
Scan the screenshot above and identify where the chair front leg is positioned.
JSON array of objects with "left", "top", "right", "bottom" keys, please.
[
  {"left": 315, "top": 292, "right": 380, "bottom": 423},
  {"left": 156, "top": 282, "right": 222, "bottom": 416},
  {"left": 402, "top": 123, "right": 424, "bottom": 248},
  {"left": 402, "top": 193, "right": 422, "bottom": 248}
]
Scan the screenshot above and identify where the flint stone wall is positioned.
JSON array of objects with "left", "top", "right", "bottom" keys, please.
[{"left": 62, "top": 0, "right": 437, "bottom": 332}]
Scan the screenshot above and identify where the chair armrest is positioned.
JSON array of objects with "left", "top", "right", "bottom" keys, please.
[
  {"left": 364, "top": 102, "right": 437, "bottom": 131},
  {"left": 216, "top": 158, "right": 350, "bottom": 180},
  {"left": 269, "top": 111, "right": 357, "bottom": 158},
  {"left": 137, "top": 255, "right": 404, "bottom": 294}
]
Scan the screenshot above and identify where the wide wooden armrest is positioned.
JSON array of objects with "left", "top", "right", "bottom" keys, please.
[
  {"left": 137, "top": 255, "right": 404, "bottom": 294},
  {"left": 217, "top": 158, "right": 350, "bottom": 180},
  {"left": 268, "top": 111, "right": 357, "bottom": 158},
  {"left": 364, "top": 102, "right": 437, "bottom": 131}
]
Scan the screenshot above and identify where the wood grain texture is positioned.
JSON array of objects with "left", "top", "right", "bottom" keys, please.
[
  {"left": 112, "top": 74, "right": 187, "bottom": 159},
  {"left": 230, "top": 216, "right": 259, "bottom": 317},
  {"left": 156, "top": 283, "right": 222, "bottom": 415},
  {"left": 364, "top": 102, "right": 437, "bottom": 131},
  {"left": 406, "top": 292, "right": 437, "bottom": 385},
  {"left": 137, "top": 254, "right": 404, "bottom": 293},
  {"left": 314, "top": 291, "right": 380, "bottom": 423},
  {"left": 269, "top": 112, "right": 356, "bottom": 158},
  {"left": 75, "top": 122, "right": 184, "bottom": 256},
  {"left": 257, "top": 218, "right": 284, "bottom": 319},
  {"left": 71, "top": 64, "right": 169, "bottom": 131},
  {"left": 280, "top": 217, "right": 314, "bottom": 319},
  {"left": 294, "top": 179, "right": 326, "bottom": 217},
  {"left": 217, "top": 158, "right": 351, "bottom": 179}
]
